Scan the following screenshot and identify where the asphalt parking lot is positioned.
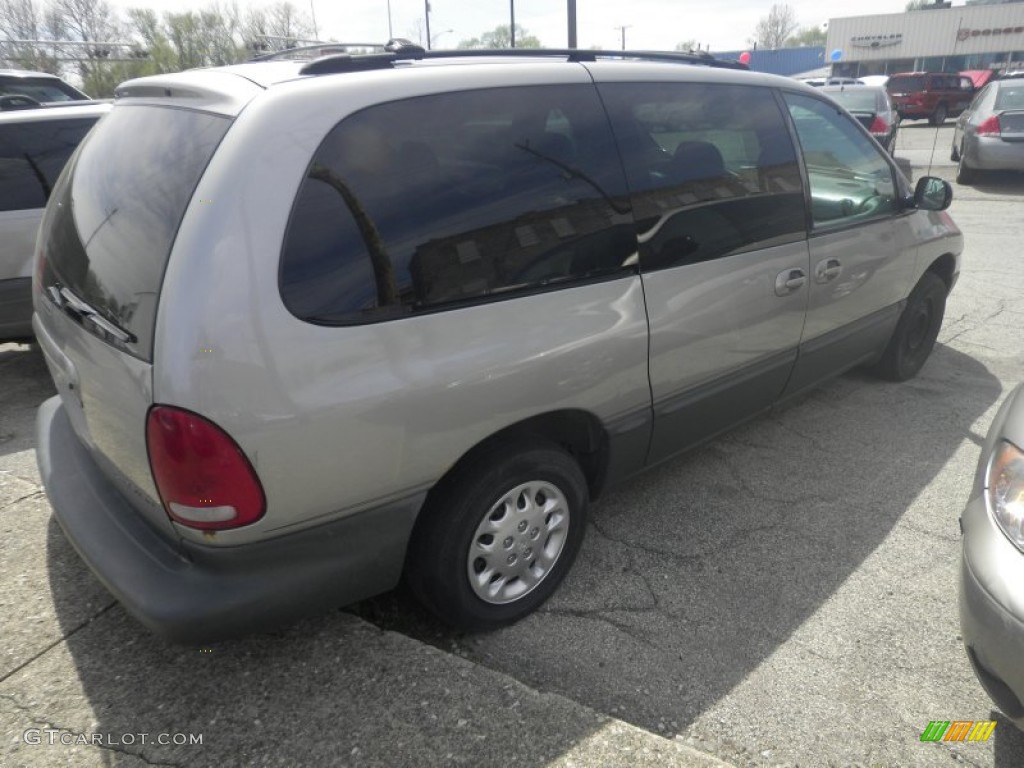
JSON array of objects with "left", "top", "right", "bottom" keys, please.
[{"left": 3, "top": 121, "right": 1024, "bottom": 767}]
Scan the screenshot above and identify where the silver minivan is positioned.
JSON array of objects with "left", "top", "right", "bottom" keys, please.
[{"left": 33, "top": 46, "right": 963, "bottom": 642}]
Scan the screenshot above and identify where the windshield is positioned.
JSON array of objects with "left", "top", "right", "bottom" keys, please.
[
  {"left": 888, "top": 76, "right": 924, "bottom": 93},
  {"left": 38, "top": 105, "right": 230, "bottom": 360},
  {"left": 826, "top": 89, "right": 880, "bottom": 112},
  {"left": 994, "top": 85, "right": 1024, "bottom": 110}
]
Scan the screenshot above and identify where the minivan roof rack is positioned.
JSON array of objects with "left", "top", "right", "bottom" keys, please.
[
  {"left": 258, "top": 39, "right": 748, "bottom": 75},
  {"left": 251, "top": 41, "right": 387, "bottom": 61}
]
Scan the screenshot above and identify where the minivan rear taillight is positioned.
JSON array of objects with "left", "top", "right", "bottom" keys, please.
[
  {"left": 976, "top": 116, "right": 1001, "bottom": 136},
  {"left": 146, "top": 406, "right": 266, "bottom": 530},
  {"left": 869, "top": 116, "right": 889, "bottom": 135}
]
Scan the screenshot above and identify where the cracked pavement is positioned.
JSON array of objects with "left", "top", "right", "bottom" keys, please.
[{"left": 4, "top": 123, "right": 1024, "bottom": 767}]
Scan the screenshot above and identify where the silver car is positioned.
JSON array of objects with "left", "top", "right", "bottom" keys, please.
[
  {"left": 0, "top": 102, "right": 108, "bottom": 340},
  {"left": 32, "top": 45, "right": 963, "bottom": 641},
  {"left": 820, "top": 85, "right": 900, "bottom": 154},
  {"left": 961, "top": 383, "right": 1024, "bottom": 728},
  {"left": 951, "top": 75, "right": 1024, "bottom": 184}
]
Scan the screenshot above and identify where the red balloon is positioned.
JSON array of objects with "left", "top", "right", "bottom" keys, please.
[{"left": 739, "top": 51, "right": 751, "bottom": 65}]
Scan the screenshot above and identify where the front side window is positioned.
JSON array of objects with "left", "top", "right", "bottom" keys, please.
[
  {"left": 597, "top": 82, "right": 806, "bottom": 270},
  {"left": 783, "top": 92, "right": 898, "bottom": 228},
  {"left": 0, "top": 118, "right": 96, "bottom": 212},
  {"left": 0, "top": 78, "right": 83, "bottom": 102},
  {"left": 280, "top": 84, "right": 635, "bottom": 324}
]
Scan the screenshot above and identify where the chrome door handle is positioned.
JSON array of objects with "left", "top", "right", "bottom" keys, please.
[
  {"left": 775, "top": 268, "right": 807, "bottom": 296},
  {"left": 815, "top": 258, "right": 843, "bottom": 283}
]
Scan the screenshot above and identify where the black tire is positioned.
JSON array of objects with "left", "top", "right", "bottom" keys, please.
[
  {"left": 405, "top": 439, "right": 588, "bottom": 631},
  {"left": 950, "top": 141, "right": 960, "bottom": 162},
  {"left": 872, "top": 272, "right": 947, "bottom": 382},
  {"left": 956, "top": 143, "right": 978, "bottom": 184},
  {"left": 930, "top": 103, "right": 947, "bottom": 126}
]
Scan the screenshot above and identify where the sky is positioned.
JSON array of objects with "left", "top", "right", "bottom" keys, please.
[{"left": 102, "top": 0, "right": 919, "bottom": 53}]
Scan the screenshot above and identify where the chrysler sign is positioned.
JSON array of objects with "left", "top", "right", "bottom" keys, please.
[{"left": 850, "top": 33, "right": 903, "bottom": 49}]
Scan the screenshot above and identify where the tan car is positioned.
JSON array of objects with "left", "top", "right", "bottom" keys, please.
[{"left": 32, "top": 45, "right": 963, "bottom": 642}]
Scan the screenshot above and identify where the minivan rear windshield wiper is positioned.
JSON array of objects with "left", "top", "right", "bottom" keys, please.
[{"left": 46, "top": 283, "right": 137, "bottom": 344}]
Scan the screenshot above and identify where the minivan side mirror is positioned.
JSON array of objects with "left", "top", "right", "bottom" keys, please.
[{"left": 912, "top": 176, "right": 953, "bottom": 211}]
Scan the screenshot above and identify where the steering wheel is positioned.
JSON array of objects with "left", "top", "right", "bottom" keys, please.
[
  {"left": 0, "top": 94, "right": 42, "bottom": 110},
  {"left": 855, "top": 194, "right": 888, "bottom": 216}
]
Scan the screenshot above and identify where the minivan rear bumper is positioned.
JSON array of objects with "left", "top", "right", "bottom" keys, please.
[{"left": 36, "top": 396, "right": 424, "bottom": 643}]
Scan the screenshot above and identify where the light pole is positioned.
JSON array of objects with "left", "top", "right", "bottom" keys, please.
[
  {"left": 568, "top": 0, "right": 577, "bottom": 48},
  {"left": 615, "top": 25, "right": 632, "bottom": 51},
  {"left": 424, "top": 0, "right": 432, "bottom": 50},
  {"left": 432, "top": 28, "right": 453, "bottom": 47},
  {"left": 510, "top": 1, "right": 516, "bottom": 48},
  {"left": 387, "top": 0, "right": 393, "bottom": 39}
]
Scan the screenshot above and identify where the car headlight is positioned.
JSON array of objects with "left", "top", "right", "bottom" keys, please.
[{"left": 988, "top": 440, "right": 1024, "bottom": 550}]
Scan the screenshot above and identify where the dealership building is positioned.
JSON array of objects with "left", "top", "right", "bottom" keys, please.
[{"left": 826, "top": 2, "right": 1024, "bottom": 77}]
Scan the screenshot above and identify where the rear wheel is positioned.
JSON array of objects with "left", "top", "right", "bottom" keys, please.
[
  {"left": 872, "top": 272, "right": 947, "bottom": 382},
  {"left": 929, "top": 103, "right": 947, "bottom": 126},
  {"left": 406, "top": 440, "right": 588, "bottom": 631}
]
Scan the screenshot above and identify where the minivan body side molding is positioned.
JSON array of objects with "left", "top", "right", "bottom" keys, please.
[
  {"left": 646, "top": 348, "right": 798, "bottom": 466},
  {"left": 783, "top": 301, "right": 903, "bottom": 398},
  {"left": 602, "top": 406, "right": 655, "bottom": 490}
]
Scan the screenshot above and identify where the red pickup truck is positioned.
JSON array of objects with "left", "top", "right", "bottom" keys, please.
[{"left": 886, "top": 72, "right": 974, "bottom": 125}]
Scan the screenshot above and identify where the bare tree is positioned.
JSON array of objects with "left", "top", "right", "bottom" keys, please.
[
  {"left": 751, "top": 4, "right": 798, "bottom": 50},
  {"left": 406, "top": 17, "right": 427, "bottom": 46},
  {"left": 267, "top": 0, "right": 312, "bottom": 43},
  {"left": 0, "top": 0, "right": 59, "bottom": 71},
  {"left": 52, "top": 0, "right": 119, "bottom": 47}
]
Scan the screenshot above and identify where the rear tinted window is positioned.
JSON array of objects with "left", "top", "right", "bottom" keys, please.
[
  {"left": 888, "top": 76, "right": 924, "bottom": 92},
  {"left": 995, "top": 84, "right": 1024, "bottom": 110},
  {"left": 0, "top": 118, "right": 97, "bottom": 212},
  {"left": 824, "top": 89, "right": 881, "bottom": 112},
  {"left": 39, "top": 106, "right": 230, "bottom": 360},
  {"left": 280, "top": 85, "right": 635, "bottom": 324}
]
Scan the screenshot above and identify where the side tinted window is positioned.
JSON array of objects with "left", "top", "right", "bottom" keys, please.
[
  {"left": 0, "top": 119, "right": 96, "bottom": 212},
  {"left": 783, "top": 93, "right": 898, "bottom": 228},
  {"left": 280, "top": 85, "right": 635, "bottom": 324},
  {"left": 597, "top": 82, "right": 806, "bottom": 270}
]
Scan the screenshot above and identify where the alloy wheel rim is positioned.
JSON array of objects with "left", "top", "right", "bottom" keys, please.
[{"left": 466, "top": 481, "right": 569, "bottom": 604}]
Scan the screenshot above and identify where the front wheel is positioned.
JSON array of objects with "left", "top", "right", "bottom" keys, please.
[
  {"left": 930, "top": 103, "right": 947, "bottom": 126},
  {"left": 872, "top": 272, "right": 947, "bottom": 382},
  {"left": 405, "top": 440, "right": 588, "bottom": 631},
  {"left": 956, "top": 143, "right": 978, "bottom": 184}
]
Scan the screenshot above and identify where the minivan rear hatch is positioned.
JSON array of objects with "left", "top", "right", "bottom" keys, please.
[{"left": 34, "top": 103, "right": 231, "bottom": 537}]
